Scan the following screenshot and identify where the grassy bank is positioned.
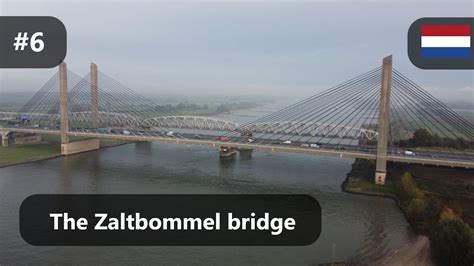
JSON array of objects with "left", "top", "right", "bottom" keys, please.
[
  {"left": 0, "top": 144, "right": 60, "bottom": 167},
  {"left": 0, "top": 135, "right": 131, "bottom": 167}
]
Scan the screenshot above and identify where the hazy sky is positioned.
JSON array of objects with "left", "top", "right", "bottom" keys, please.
[{"left": 0, "top": 0, "right": 473, "bottom": 103}]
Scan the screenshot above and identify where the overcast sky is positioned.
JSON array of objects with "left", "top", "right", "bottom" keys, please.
[{"left": 0, "top": 0, "right": 473, "bottom": 104}]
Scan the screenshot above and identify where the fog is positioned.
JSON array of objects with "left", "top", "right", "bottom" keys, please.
[{"left": 0, "top": 0, "right": 472, "bottom": 105}]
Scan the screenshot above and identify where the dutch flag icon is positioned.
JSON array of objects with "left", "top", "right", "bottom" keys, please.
[{"left": 421, "top": 24, "right": 471, "bottom": 59}]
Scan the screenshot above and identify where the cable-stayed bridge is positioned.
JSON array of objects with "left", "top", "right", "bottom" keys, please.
[{"left": 1, "top": 56, "right": 473, "bottom": 184}]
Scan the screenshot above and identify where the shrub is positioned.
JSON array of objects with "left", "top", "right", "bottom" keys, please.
[
  {"left": 429, "top": 219, "right": 474, "bottom": 266},
  {"left": 439, "top": 205, "right": 458, "bottom": 223},
  {"left": 400, "top": 172, "right": 424, "bottom": 201},
  {"left": 407, "top": 198, "right": 427, "bottom": 219}
]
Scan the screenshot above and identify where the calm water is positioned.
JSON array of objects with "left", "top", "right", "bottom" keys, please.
[
  {"left": 0, "top": 142, "right": 415, "bottom": 264},
  {"left": 0, "top": 104, "right": 415, "bottom": 265}
]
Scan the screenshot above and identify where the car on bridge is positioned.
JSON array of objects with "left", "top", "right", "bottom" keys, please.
[
  {"left": 218, "top": 136, "right": 231, "bottom": 142},
  {"left": 240, "top": 131, "right": 253, "bottom": 138}
]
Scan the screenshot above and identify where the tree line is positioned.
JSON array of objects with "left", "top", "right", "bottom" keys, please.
[{"left": 395, "top": 128, "right": 473, "bottom": 150}]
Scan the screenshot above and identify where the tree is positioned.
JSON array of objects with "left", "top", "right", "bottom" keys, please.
[
  {"left": 429, "top": 219, "right": 474, "bottom": 266},
  {"left": 400, "top": 172, "right": 424, "bottom": 201},
  {"left": 405, "top": 128, "right": 473, "bottom": 150},
  {"left": 438, "top": 205, "right": 458, "bottom": 223},
  {"left": 411, "top": 128, "right": 433, "bottom": 147},
  {"left": 407, "top": 197, "right": 427, "bottom": 219},
  {"left": 454, "top": 137, "right": 468, "bottom": 150}
]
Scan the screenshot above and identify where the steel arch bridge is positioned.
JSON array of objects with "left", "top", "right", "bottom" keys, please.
[
  {"left": 142, "top": 116, "right": 240, "bottom": 131},
  {"left": 1, "top": 111, "right": 378, "bottom": 139},
  {"left": 241, "top": 122, "right": 379, "bottom": 140}
]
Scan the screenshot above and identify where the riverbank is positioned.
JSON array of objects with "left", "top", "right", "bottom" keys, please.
[
  {"left": 375, "top": 235, "right": 433, "bottom": 266},
  {"left": 342, "top": 159, "right": 474, "bottom": 265},
  {"left": 341, "top": 162, "right": 433, "bottom": 265},
  {"left": 0, "top": 137, "right": 132, "bottom": 168}
]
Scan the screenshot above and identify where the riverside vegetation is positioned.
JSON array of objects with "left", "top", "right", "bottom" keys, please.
[{"left": 344, "top": 159, "right": 474, "bottom": 266}]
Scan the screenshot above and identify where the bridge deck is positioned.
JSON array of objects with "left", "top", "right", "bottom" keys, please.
[{"left": 2, "top": 127, "right": 473, "bottom": 169}]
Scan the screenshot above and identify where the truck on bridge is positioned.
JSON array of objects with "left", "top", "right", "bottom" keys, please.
[
  {"left": 4, "top": 113, "right": 31, "bottom": 126},
  {"left": 19, "top": 113, "right": 31, "bottom": 124},
  {"left": 96, "top": 128, "right": 112, "bottom": 134}
]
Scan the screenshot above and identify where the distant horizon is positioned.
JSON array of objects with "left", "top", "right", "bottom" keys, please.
[
  {"left": 1, "top": 89, "right": 472, "bottom": 109},
  {"left": 1, "top": 0, "right": 473, "bottom": 105}
]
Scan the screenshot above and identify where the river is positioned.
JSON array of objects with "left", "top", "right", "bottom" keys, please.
[{"left": 0, "top": 102, "right": 415, "bottom": 265}]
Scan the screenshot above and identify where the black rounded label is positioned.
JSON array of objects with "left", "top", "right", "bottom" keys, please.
[
  {"left": 0, "top": 16, "right": 67, "bottom": 68},
  {"left": 20, "top": 194, "right": 322, "bottom": 246}
]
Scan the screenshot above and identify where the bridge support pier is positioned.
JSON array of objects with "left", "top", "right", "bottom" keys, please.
[
  {"left": 1, "top": 131, "right": 10, "bottom": 146},
  {"left": 375, "top": 55, "right": 393, "bottom": 185},
  {"left": 238, "top": 148, "right": 253, "bottom": 160},
  {"left": 61, "top": 138, "right": 100, "bottom": 155}
]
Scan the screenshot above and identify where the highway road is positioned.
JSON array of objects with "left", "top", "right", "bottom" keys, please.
[{"left": 2, "top": 123, "right": 473, "bottom": 169}]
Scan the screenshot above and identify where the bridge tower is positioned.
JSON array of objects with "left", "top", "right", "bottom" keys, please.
[
  {"left": 375, "top": 55, "right": 393, "bottom": 185},
  {"left": 59, "top": 62, "right": 69, "bottom": 144},
  {"left": 59, "top": 62, "right": 100, "bottom": 155},
  {"left": 91, "top": 63, "right": 99, "bottom": 128}
]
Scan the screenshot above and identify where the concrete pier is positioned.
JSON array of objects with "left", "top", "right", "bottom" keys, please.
[
  {"left": 375, "top": 55, "right": 393, "bottom": 185},
  {"left": 61, "top": 138, "right": 100, "bottom": 155},
  {"left": 1, "top": 131, "right": 10, "bottom": 146},
  {"left": 238, "top": 148, "right": 253, "bottom": 160}
]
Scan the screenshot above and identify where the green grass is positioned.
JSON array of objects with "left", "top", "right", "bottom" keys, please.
[
  {"left": 345, "top": 176, "right": 397, "bottom": 195},
  {"left": 0, "top": 132, "right": 132, "bottom": 167},
  {"left": 0, "top": 144, "right": 60, "bottom": 166}
]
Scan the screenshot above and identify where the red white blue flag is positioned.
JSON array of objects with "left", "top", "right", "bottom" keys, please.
[{"left": 421, "top": 24, "right": 471, "bottom": 59}]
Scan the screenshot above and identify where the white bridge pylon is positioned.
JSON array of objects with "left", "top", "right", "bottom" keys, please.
[{"left": 0, "top": 111, "right": 378, "bottom": 139}]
